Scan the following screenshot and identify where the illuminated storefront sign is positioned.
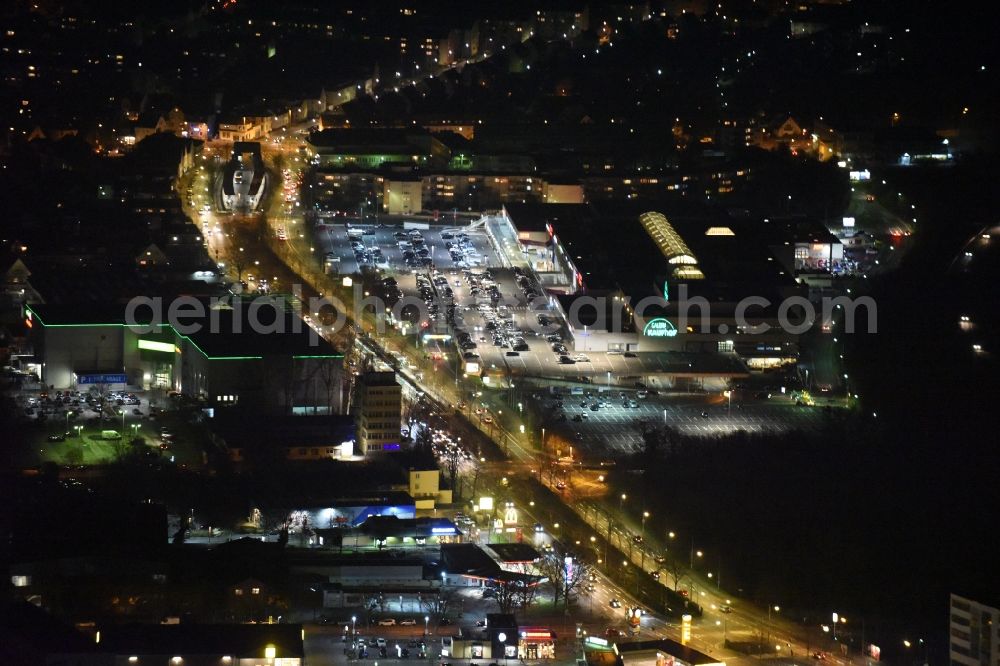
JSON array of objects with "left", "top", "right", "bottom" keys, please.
[
  {"left": 643, "top": 318, "right": 678, "bottom": 337},
  {"left": 138, "top": 339, "right": 178, "bottom": 353},
  {"left": 681, "top": 614, "right": 692, "bottom": 644},
  {"left": 78, "top": 373, "right": 128, "bottom": 384}
]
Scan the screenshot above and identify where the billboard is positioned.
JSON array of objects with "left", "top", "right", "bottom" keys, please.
[{"left": 77, "top": 373, "right": 127, "bottom": 384}]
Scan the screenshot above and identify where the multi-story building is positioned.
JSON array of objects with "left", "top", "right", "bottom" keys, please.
[
  {"left": 218, "top": 117, "right": 269, "bottom": 142},
  {"left": 950, "top": 594, "right": 999, "bottom": 666},
  {"left": 357, "top": 371, "right": 402, "bottom": 454}
]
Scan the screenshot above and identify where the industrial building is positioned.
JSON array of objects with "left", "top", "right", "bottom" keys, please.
[{"left": 25, "top": 298, "right": 344, "bottom": 413}]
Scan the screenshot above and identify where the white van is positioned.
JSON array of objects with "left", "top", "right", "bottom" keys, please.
[{"left": 101, "top": 430, "right": 121, "bottom": 440}]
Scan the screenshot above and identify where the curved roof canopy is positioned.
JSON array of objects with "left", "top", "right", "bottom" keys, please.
[{"left": 639, "top": 211, "right": 704, "bottom": 277}]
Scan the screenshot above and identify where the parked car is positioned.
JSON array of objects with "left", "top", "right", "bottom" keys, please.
[
  {"left": 400, "top": 619, "right": 417, "bottom": 626},
  {"left": 377, "top": 618, "right": 396, "bottom": 626}
]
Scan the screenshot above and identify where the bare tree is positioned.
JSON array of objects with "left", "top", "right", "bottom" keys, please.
[
  {"left": 444, "top": 446, "right": 462, "bottom": 496},
  {"left": 492, "top": 580, "right": 518, "bottom": 615},
  {"left": 513, "top": 579, "right": 541, "bottom": 614},
  {"left": 537, "top": 552, "right": 590, "bottom": 609},
  {"left": 490, "top": 576, "right": 540, "bottom": 617},
  {"left": 232, "top": 255, "right": 248, "bottom": 283},
  {"left": 665, "top": 558, "right": 686, "bottom": 591}
]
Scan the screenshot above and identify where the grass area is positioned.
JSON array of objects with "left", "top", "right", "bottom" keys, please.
[{"left": 29, "top": 413, "right": 205, "bottom": 467}]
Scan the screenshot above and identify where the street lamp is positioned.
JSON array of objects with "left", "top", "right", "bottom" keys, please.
[
  {"left": 620, "top": 493, "right": 627, "bottom": 509},
  {"left": 641, "top": 511, "right": 650, "bottom": 537},
  {"left": 424, "top": 615, "right": 429, "bottom": 636},
  {"left": 351, "top": 615, "right": 357, "bottom": 636}
]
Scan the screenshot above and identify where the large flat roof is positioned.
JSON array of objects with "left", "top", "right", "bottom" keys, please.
[
  {"left": 615, "top": 638, "right": 724, "bottom": 666},
  {"left": 27, "top": 299, "right": 343, "bottom": 360},
  {"left": 307, "top": 128, "right": 437, "bottom": 155},
  {"left": 208, "top": 412, "right": 355, "bottom": 449},
  {"left": 504, "top": 202, "right": 799, "bottom": 303},
  {"left": 98, "top": 624, "right": 304, "bottom": 658},
  {"left": 486, "top": 543, "right": 541, "bottom": 563}
]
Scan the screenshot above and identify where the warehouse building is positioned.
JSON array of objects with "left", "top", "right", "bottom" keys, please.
[{"left": 25, "top": 298, "right": 344, "bottom": 413}]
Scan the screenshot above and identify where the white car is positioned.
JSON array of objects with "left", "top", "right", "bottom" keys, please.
[
  {"left": 399, "top": 619, "right": 417, "bottom": 626},
  {"left": 377, "top": 619, "right": 396, "bottom": 626}
]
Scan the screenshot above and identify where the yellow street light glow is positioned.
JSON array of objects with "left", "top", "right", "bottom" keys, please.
[{"left": 264, "top": 645, "right": 276, "bottom": 660}]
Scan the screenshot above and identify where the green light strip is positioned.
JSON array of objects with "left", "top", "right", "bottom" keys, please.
[{"left": 27, "top": 305, "right": 342, "bottom": 362}]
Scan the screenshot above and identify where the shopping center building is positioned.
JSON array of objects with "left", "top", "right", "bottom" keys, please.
[{"left": 499, "top": 203, "right": 818, "bottom": 371}]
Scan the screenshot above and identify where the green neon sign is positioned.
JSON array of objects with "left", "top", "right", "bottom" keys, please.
[
  {"left": 643, "top": 318, "right": 678, "bottom": 337},
  {"left": 663, "top": 280, "right": 669, "bottom": 302}
]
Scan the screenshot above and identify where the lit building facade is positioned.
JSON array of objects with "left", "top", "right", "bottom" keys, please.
[
  {"left": 950, "top": 594, "right": 999, "bottom": 666},
  {"left": 357, "top": 371, "right": 402, "bottom": 454}
]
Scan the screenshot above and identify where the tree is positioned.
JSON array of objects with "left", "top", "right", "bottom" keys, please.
[
  {"left": 641, "top": 427, "right": 664, "bottom": 463},
  {"left": 232, "top": 254, "right": 248, "bottom": 284},
  {"left": 537, "top": 552, "right": 590, "bottom": 609},
  {"left": 443, "top": 445, "right": 462, "bottom": 497},
  {"left": 414, "top": 425, "right": 433, "bottom": 453},
  {"left": 490, "top": 576, "right": 540, "bottom": 617},
  {"left": 492, "top": 580, "right": 519, "bottom": 615},
  {"left": 513, "top": 578, "right": 541, "bottom": 614},
  {"left": 665, "top": 557, "right": 686, "bottom": 591}
]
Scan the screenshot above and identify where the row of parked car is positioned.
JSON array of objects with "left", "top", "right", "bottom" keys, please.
[{"left": 443, "top": 230, "right": 482, "bottom": 266}]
